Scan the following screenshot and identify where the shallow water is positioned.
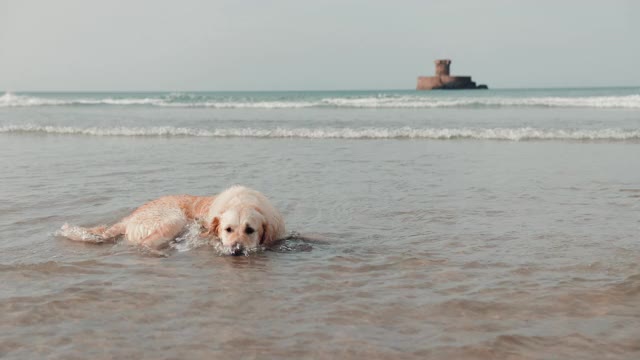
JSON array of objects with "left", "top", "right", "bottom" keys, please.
[{"left": 1, "top": 89, "right": 640, "bottom": 359}]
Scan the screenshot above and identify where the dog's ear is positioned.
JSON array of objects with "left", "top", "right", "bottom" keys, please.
[
  {"left": 208, "top": 217, "right": 220, "bottom": 237},
  {"left": 260, "top": 222, "right": 269, "bottom": 245}
]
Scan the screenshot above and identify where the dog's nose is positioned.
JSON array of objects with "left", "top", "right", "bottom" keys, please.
[{"left": 230, "top": 243, "right": 244, "bottom": 256}]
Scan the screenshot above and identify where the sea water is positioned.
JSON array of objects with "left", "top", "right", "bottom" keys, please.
[{"left": 1, "top": 88, "right": 639, "bottom": 359}]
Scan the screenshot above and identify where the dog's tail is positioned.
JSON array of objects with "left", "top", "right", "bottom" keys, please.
[{"left": 57, "top": 221, "right": 127, "bottom": 243}]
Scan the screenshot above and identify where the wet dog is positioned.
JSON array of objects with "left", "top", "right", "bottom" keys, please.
[{"left": 59, "top": 185, "right": 285, "bottom": 255}]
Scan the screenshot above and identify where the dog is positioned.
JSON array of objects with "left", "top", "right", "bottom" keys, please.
[{"left": 59, "top": 185, "right": 286, "bottom": 255}]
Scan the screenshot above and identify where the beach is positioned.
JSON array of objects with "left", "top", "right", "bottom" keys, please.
[{"left": 1, "top": 88, "right": 639, "bottom": 359}]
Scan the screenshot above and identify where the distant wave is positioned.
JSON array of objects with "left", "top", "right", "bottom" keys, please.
[
  {"left": 321, "top": 95, "right": 640, "bottom": 109},
  {"left": 0, "top": 92, "right": 316, "bottom": 108},
  {"left": 2, "top": 92, "right": 640, "bottom": 109},
  {"left": 2, "top": 124, "right": 639, "bottom": 141}
]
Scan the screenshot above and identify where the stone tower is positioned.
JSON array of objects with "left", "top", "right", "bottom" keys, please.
[{"left": 434, "top": 59, "right": 451, "bottom": 76}]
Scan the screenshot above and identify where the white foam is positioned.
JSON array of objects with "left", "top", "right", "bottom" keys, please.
[
  {"left": 169, "top": 222, "right": 210, "bottom": 252},
  {"left": 0, "top": 92, "right": 316, "bottom": 108},
  {"left": 320, "top": 95, "right": 640, "bottom": 109},
  {"left": 2, "top": 92, "right": 640, "bottom": 108},
  {"left": 2, "top": 124, "right": 639, "bottom": 141},
  {"left": 0, "top": 93, "right": 176, "bottom": 107}
]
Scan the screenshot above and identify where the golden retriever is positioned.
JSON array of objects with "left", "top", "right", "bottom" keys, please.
[{"left": 59, "top": 185, "right": 285, "bottom": 255}]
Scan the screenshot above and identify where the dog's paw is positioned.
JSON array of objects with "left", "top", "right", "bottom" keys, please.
[{"left": 56, "top": 223, "right": 105, "bottom": 243}]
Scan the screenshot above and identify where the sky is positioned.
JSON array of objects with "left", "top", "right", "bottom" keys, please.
[{"left": 1, "top": 0, "right": 639, "bottom": 91}]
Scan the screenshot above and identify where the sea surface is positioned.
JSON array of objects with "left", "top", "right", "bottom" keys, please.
[{"left": 1, "top": 88, "right": 639, "bottom": 359}]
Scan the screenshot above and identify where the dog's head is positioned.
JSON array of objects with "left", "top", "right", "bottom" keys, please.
[{"left": 208, "top": 207, "right": 271, "bottom": 256}]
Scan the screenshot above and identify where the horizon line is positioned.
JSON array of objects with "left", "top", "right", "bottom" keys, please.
[{"left": 2, "top": 85, "right": 640, "bottom": 93}]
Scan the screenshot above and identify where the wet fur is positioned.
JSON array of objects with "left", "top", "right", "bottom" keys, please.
[
  {"left": 59, "top": 186, "right": 285, "bottom": 255},
  {"left": 204, "top": 185, "right": 286, "bottom": 254}
]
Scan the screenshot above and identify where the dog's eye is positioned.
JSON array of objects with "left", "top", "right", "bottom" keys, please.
[
  {"left": 225, "top": 227, "right": 233, "bottom": 233},
  {"left": 245, "top": 226, "right": 254, "bottom": 235}
]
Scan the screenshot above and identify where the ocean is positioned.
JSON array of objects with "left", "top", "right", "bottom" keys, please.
[{"left": 1, "top": 88, "right": 639, "bottom": 359}]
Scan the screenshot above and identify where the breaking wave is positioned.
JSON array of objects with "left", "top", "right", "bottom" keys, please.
[
  {"left": 0, "top": 92, "right": 312, "bottom": 108},
  {"left": 2, "top": 92, "right": 640, "bottom": 109},
  {"left": 2, "top": 124, "right": 639, "bottom": 141},
  {"left": 321, "top": 95, "right": 640, "bottom": 109}
]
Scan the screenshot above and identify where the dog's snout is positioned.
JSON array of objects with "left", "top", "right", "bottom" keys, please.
[{"left": 230, "top": 242, "right": 244, "bottom": 256}]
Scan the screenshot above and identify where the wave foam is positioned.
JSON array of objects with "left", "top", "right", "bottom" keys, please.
[
  {"left": 2, "top": 124, "right": 639, "bottom": 141},
  {"left": 2, "top": 92, "right": 640, "bottom": 109},
  {"left": 320, "top": 95, "right": 640, "bottom": 109},
  {"left": 0, "top": 92, "right": 317, "bottom": 108}
]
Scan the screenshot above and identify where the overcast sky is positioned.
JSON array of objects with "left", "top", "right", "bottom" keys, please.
[{"left": 1, "top": 0, "right": 638, "bottom": 91}]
